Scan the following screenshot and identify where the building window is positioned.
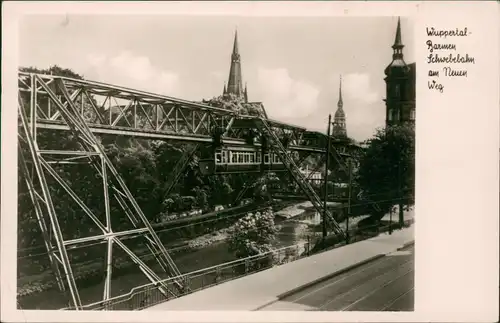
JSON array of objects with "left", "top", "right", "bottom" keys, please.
[
  {"left": 410, "top": 109, "right": 415, "bottom": 121},
  {"left": 393, "top": 109, "right": 399, "bottom": 121},
  {"left": 388, "top": 109, "right": 393, "bottom": 121},
  {"left": 394, "top": 84, "right": 400, "bottom": 97}
]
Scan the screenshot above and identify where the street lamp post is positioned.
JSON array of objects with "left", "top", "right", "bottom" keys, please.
[
  {"left": 346, "top": 158, "right": 352, "bottom": 244},
  {"left": 322, "top": 114, "right": 332, "bottom": 240}
]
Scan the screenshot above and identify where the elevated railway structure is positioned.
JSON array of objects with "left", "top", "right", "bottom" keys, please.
[{"left": 17, "top": 72, "right": 361, "bottom": 310}]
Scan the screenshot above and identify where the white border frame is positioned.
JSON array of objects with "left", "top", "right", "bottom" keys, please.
[{"left": 2, "top": 1, "right": 499, "bottom": 322}]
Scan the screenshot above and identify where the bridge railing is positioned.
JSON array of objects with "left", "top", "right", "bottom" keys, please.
[
  {"left": 65, "top": 235, "right": 321, "bottom": 311},
  {"left": 64, "top": 218, "right": 414, "bottom": 311}
]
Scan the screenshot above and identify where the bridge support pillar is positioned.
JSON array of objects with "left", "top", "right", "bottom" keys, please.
[{"left": 17, "top": 74, "right": 186, "bottom": 310}]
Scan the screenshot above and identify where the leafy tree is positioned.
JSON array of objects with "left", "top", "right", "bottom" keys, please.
[
  {"left": 201, "top": 94, "right": 266, "bottom": 118},
  {"left": 20, "top": 65, "right": 84, "bottom": 79},
  {"left": 207, "top": 175, "right": 234, "bottom": 205},
  {"left": 168, "top": 193, "right": 183, "bottom": 212},
  {"left": 161, "top": 198, "right": 175, "bottom": 217},
  {"left": 192, "top": 186, "right": 209, "bottom": 210},
  {"left": 227, "top": 208, "right": 278, "bottom": 259},
  {"left": 356, "top": 124, "right": 415, "bottom": 226}
]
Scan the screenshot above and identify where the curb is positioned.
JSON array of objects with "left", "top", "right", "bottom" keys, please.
[
  {"left": 252, "top": 253, "right": 385, "bottom": 311},
  {"left": 398, "top": 240, "right": 415, "bottom": 251}
]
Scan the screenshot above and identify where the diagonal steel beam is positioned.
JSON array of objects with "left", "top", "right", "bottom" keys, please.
[
  {"left": 18, "top": 143, "right": 66, "bottom": 292},
  {"left": 54, "top": 78, "right": 183, "bottom": 278},
  {"left": 18, "top": 93, "right": 83, "bottom": 309}
]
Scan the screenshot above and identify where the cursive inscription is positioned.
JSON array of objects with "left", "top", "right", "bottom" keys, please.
[
  {"left": 426, "top": 27, "right": 474, "bottom": 93},
  {"left": 426, "top": 27, "right": 470, "bottom": 38},
  {"left": 426, "top": 40, "right": 456, "bottom": 53}
]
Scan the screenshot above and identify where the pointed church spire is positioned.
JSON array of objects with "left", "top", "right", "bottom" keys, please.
[
  {"left": 333, "top": 75, "right": 347, "bottom": 138},
  {"left": 393, "top": 17, "right": 403, "bottom": 48},
  {"left": 232, "top": 29, "right": 239, "bottom": 56},
  {"left": 225, "top": 29, "right": 244, "bottom": 99},
  {"left": 337, "top": 75, "right": 343, "bottom": 108},
  {"left": 392, "top": 17, "right": 404, "bottom": 60}
]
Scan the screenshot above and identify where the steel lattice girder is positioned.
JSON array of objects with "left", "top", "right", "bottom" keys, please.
[
  {"left": 17, "top": 72, "right": 331, "bottom": 154},
  {"left": 18, "top": 75, "right": 185, "bottom": 310}
]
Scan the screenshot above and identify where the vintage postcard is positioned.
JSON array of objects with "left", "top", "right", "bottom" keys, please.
[{"left": 1, "top": 1, "right": 498, "bottom": 323}]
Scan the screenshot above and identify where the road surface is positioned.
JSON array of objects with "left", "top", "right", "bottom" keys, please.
[{"left": 260, "top": 244, "right": 414, "bottom": 311}]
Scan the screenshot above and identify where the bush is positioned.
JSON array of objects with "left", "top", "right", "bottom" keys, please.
[{"left": 227, "top": 209, "right": 278, "bottom": 259}]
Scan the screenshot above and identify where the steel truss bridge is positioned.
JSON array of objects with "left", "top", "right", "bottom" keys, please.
[{"left": 17, "top": 72, "right": 360, "bottom": 310}]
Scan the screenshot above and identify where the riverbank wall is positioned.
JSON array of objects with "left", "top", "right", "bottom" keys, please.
[{"left": 274, "top": 201, "right": 342, "bottom": 220}]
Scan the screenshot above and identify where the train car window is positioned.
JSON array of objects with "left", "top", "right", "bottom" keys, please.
[
  {"left": 257, "top": 152, "right": 261, "bottom": 163},
  {"left": 221, "top": 151, "right": 227, "bottom": 163},
  {"left": 244, "top": 153, "right": 249, "bottom": 163},
  {"left": 264, "top": 154, "right": 269, "bottom": 164},
  {"left": 215, "top": 153, "right": 222, "bottom": 164},
  {"left": 249, "top": 153, "right": 255, "bottom": 163},
  {"left": 238, "top": 153, "right": 244, "bottom": 164},
  {"left": 231, "top": 152, "right": 237, "bottom": 164}
]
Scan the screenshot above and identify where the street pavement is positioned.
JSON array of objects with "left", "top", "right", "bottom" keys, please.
[
  {"left": 259, "top": 245, "right": 414, "bottom": 311},
  {"left": 147, "top": 226, "right": 414, "bottom": 311}
]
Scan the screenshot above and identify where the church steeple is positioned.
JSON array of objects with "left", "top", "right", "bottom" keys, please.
[
  {"left": 384, "top": 17, "right": 416, "bottom": 128},
  {"left": 392, "top": 17, "right": 405, "bottom": 61},
  {"left": 232, "top": 29, "right": 239, "bottom": 56},
  {"left": 332, "top": 75, "right": 347, "bottom": 138},
  {"left": 225, "top": 29, "right": 245, "bottom": 99},
  {"left": 337, "top": 75, "right": 343, "bottom": 109}
]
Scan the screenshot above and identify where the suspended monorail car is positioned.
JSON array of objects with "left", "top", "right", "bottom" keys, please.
[{"left": 199, "top": 146, "right": 289, "bottom": 175}]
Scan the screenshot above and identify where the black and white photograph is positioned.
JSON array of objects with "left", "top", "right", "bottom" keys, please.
[
  {"left": 14, "top": 13, "right": 415, "bottom": 312},
  {"left": 2, "top": 2, "right": 498, "bottom": 322}
]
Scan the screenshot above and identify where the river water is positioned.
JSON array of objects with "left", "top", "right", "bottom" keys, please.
[{"left": 19, "top": 206, "right": 323, "bottom": 310}]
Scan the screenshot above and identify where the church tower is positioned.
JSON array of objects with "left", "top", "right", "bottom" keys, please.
[
  {"left": 224, "top": 30, "right": 247, "bottom": 102},
  {"left": 384, "top": 17, "right": 416, "bottom": 127},
  {"left": 332, "top": 75, "right": 347, "bottom": 138}
]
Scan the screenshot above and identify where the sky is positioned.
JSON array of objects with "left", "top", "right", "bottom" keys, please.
[{"left": 19, "top": 15, "right": 414, "bottom": 141}]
